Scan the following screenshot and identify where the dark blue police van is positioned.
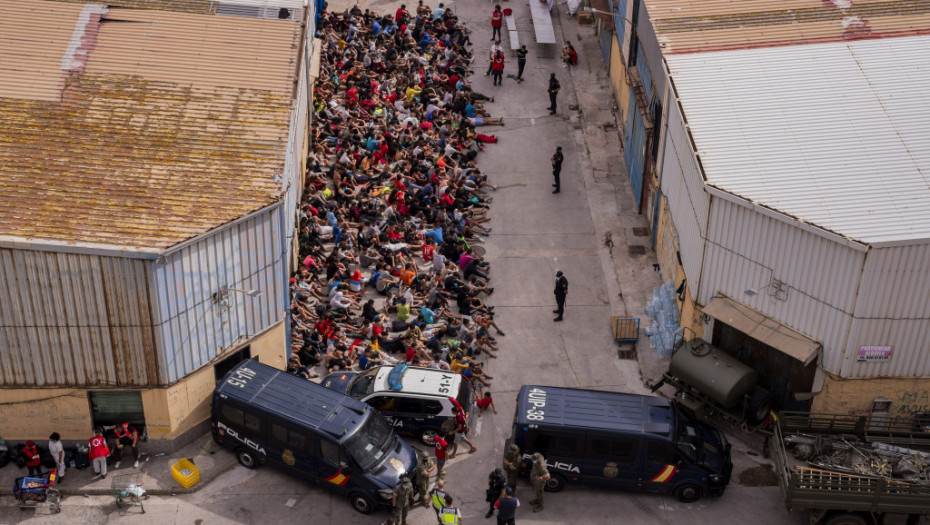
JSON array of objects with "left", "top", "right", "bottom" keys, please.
[
  {"left": 508, "top": 385, "right": 732, "bottom": 502},
  {"left": 212, "top": 360, "right": 419, "bottom": 513}
]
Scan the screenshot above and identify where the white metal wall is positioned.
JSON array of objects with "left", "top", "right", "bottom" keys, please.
[
  {"left": 0, "top": 249, "right": 158, "bottom": 386},
  {"left": 637, "top": 2, "right": 666, "bottom": 100},
  {"left": 700, "top": 198, "right": 867, "bottom": 374},
  {"left": 659, "top": 96, "right": 707, "bottom": 285},
  {"left": 152, "top": 205, "right": 286, "bottom": 384},
  {"left": 841, "top": 244, "right": 930, "bottom": 378}
]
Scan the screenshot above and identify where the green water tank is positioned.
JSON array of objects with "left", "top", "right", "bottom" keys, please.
[{"left": 669, "top": 339, "right": 757, "bottom": 409}]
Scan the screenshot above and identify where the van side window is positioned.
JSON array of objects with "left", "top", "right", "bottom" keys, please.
[
  {"left": 647, "top": 441, "right": 680, "bottom": 465},
  {"left": 270, "top": 422, "right": 309, "bottom": 455},
  {"left": 242, "top": 409, "right": 263, "bottom": 433},
  {"left": 529, "top": 431, "right": 582, "bottom": 456},
  {"left": 588, "top": 437, "right": 638, "bottom": 463},
  {"left": 422, "top": 400, "right": 443, "bottom": 415},
  {"left": 220, "top": 404, "right": 246, "bottom": 427},
  {"left": 367, "top": 395, "right": 396, "bottom": 412},
  {"left": 320, "top": 439, "right": 348, "bottom": 467}
]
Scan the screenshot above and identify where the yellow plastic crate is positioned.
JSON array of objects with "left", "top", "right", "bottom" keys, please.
[{"left": 171, "top": 458, "right": 199, "bottom": 489}]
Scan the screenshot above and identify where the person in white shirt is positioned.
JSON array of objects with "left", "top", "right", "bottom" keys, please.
[{"left": 48, "top": 432, "right": 65, "bottom": 481}]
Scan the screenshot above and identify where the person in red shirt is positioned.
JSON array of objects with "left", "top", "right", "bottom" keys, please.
[
  {"left": 476, "top": 391, "right": 498, "bottom": 416},
  {"left": 395, "top": 4, "right": 409, "bottom": 25},
  {"left": 433, "top": 435, "right": 450, "bottom": 477},
  {"left": 491, "top": 50, "right": 506, "bottom": 87},
  {"left": 89, "top": 427, "right": 110, "bottom": 479},
  {"left": 22, "top": 440, "right": 41, "bottom": 476},
  {"left": 490, "top": 5, "right": 503, "bottom": 42}
]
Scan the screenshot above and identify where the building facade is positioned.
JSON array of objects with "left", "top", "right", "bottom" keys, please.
[
  {"left": 0, "top": 0, "right": 317, "bottom": 444},
  {"left": 602, "top": 0, "right": 930, "bottom": 418}
]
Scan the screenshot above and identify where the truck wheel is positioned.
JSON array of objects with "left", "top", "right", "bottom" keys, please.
[
  {"left": 349, "top": 492, "right": 376, "bottom": 514},
  {"left": 824, "top": 513, "right": 868, "bottom": 525},
  {"left": 675, "top": 483, "right": 703, "bottom": 503},
  {"left": 745, "top": 391, "right": 772, "bottom": 426},
  {"left": 544, "top": 473, "right": 566, "bottom": 492},
  {"left": 420, "top": 429, "right": 439, "bottom": 446},
  {"left": 236, "top": 449, "right": 258, "bottom": 469}
]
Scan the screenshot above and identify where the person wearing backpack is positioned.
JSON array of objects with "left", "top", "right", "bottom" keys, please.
[{"left": 485, "top": 468, "right": 506, "bottom": 518}]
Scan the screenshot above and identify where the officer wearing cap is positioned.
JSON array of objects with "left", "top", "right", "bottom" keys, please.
[
  {"left": 392, "top": 475, "right": 414, "bottom": 525},
  {"left": 497, "top": 486, "right": 520, "bottom": 525},
  {"left": 528, "top": 452, "right": 550, "bottom": 513}
]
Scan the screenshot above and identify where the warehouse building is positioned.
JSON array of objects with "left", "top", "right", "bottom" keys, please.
[
  {"left": 597, "top": 0, "right": 930, "bottom": 417},
  {"left": 0, "top": 0, "right": 316, "bottom": 445}
]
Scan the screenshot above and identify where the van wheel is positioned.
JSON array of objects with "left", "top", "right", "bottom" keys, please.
[
  {"left": 349, "top": 492, "right": 376, "bottom": 514},
  {"left": 824, "top": 513, "right": 868, "bottom": 525},
  {"left": 236, "top": 449, "right": 258, "bottom": 469},
  {"left": 420, "top": 429, "right": 439, "bottom": 446},
  {"left": 675, "top": 483, "right": 702, "bottom": 503},
  {"left": 544, "top": 473, "right": 566, "bottom": 492}
]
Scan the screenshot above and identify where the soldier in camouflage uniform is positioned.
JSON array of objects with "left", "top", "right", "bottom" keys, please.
[
  {"left": 415, "top": 455, "right": 435, "bottom": 506},
  {"left": 502, "top": 443, "right": 522, "bottom": 492},
  {"left": 392, "top": 476, "right": 414, "bottom": 525},
  {"left": 528, "top": 452, "right": 550, "bottom": 513}
]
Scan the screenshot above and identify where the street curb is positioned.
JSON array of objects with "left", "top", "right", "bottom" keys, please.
[{"left": 0, "top": 460, "right": 237, "bottom": 497}]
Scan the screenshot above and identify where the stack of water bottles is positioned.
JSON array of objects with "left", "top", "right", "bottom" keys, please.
[{"left": 643, "top": 281, "right": 681, "bottom": 358}]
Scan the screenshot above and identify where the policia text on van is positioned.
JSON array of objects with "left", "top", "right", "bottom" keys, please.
[
  {"left": 508, "top": 385, "right": 732, "bottom": 503},
  {"left": 212, "top": 361, "right": 419, "bottom": 514}
]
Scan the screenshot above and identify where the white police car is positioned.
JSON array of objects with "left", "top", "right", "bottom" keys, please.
[{"left": 323, "top": 364, "right": 475, "bottom": 446}]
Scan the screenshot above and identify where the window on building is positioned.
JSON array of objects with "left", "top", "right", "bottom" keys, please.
[{"left": 89, "top": 391, "right": 145, "bottom": 430}]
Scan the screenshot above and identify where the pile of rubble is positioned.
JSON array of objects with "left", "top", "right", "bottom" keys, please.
[{"left": 785, "top": 433, "right": 930, "bottom": 482}]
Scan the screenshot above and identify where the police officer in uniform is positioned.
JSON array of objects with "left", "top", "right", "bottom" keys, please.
[
  {"left": 551, "top": 146, "right": 563, "bottom": 193},
  {"left": 502, "top": 443, "right": 522, "bottom": 492},
  {"left": 439, "top": 494, "right": 463, "bottom": 524},
  {"left": 553, "top": 270, "right": 568, "bottom": 322},
  {"left": 392, "top": 476, "right": 414, "bottom": 525},
  {"left": 430, "top": 478, "right": 450, "bottom": 522},
  {"left": 547, "top": 73, "right": 560, "bottom": 114},
  {"left": 528, "top": 452, "right": 550, "bottom": 513},
  {"left": 415, "top": 455, "right": 435, "bottom": 507}
]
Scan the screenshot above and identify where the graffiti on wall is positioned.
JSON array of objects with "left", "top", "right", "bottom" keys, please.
[{"left": 895, "top": 390, "right": 930, "bottom": 416}]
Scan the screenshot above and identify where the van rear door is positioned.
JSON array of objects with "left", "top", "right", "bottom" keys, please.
[{"left": 582, "top": 434, "right": 643, "bottom": 491}]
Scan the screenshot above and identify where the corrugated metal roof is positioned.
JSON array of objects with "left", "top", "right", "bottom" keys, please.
[
  {"left": 666, "top": 35, "right": 930, "bottom": 244},
  {"left": 644, "top": 0, "right": 930, "bottom": 54},
  {"left": 0, "top": 0, "right": 301, "bottom": 251},
  {"left": 57, "top": 0, "right": 216, "bottom": 14}
]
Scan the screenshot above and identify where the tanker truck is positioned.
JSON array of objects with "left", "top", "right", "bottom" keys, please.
[{"left": 650, "top": 338, "right": 774, "bottom": 433}]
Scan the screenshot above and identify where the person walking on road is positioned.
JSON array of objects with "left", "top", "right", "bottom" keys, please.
[
  {"left": 547, "top": 73, "right": 560, "bottom": 114},
  {"left": 553, "top": 270, "right": 568, "bottom": 321},
  {"left": 515, "top": 45, "right": 527, "bottom": 83},
  {"left": 491, "top": 5, "right": 503, "bottom": 42},
  {"left": 503, "top": 443, "right": 522, "bottom": 491},
  {"left": 496, "top": 486, "right": 520, "bottom": 525},
  {"left": 433, "top": 434, "right": 450, "bottom": 478},
  {"left": 528, "top": 452, "right": 551, "bottom": 513},
  {"left": 491, "top": 50, "right": 505, "bottom": 87},
  {"left": 551, "top": 146, "right": 563, "bottom": 193},
  {"left": 392, "top": 476, "right": 414, "bottom": 525}
]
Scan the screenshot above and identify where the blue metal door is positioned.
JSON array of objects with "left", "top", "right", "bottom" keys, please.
[
  {"left": 650, "top": 191, "right": 661, "bottom": 246},
  {"left": 623, "top": 91, "right": 646, "bottom": 206},
  {"left": 599, "top": 24, "right": 612, "bottom": 65}
]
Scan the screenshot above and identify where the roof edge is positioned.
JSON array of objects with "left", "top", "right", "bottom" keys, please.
[
  {"left": 705, "top": 186, "right": 870, "bottom": 253},
  {"left": 0, "top": 236, "right": 161, "bottom": 259}
]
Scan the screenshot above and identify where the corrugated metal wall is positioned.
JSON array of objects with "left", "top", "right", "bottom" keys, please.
[
  {"left": 658, "top": 97, "right": 707, "bottom": 284},
  {"left": 612, "top": 0, "right": 630, "bottom": 63},
  {"left": 152, "top": 205, "right": 286, "bottom": 383},
  {"left": 700, "top": 198, "right": 865, "bottom": 374},
  {"left": 0, "top": 249, "right": 158, "bottom": 386},
  {"left": 841, "top": 244, "right": 930, "bottom": 378},
  {"left": 623, "top": 95, "right": 647, "bottom": 206},
  {"left": 637, "top": 1, "right": 665, "bottom": 99}
]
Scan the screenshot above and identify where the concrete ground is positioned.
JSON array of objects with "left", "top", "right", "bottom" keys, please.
[{"left": 0, "top": 1, "right": 809, "bottom": 523}]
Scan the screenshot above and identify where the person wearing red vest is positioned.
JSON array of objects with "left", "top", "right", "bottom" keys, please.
[
  {"left": 89, "top": 427, "right": 110, "bottom": 479},
  {"left": 113, "top": 422, "right": 140, "bottom": 469},
  {"left": 22, "top": 440, "right": 42, "bottom": 476}
]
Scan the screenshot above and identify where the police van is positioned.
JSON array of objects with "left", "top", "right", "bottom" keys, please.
[
  {"left": 323, "top": 364, "right": 474, "bottom": 446},
  {"left": 212, "top": 360, "right": 418, "bottom": 514},
  {"left": 508, "top": 385, "right": 732, "bottom": 503}
]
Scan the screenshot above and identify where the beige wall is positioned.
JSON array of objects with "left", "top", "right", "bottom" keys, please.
[
  {"left": 812, "top": 372, "right": 930, "bottom": 418},
  {"left": 608, "top": 32, "right": 631, "bottom": 129},
  {"left": 0, "top": 321, "right": 286, "bottom": 441}
]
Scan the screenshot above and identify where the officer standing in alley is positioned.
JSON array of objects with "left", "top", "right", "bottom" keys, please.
[
  {"left": 528, "top": 452, "right": 551, "bottom": 513},
  {"left": 392, "top": 476, "right": 414, "bottom": 525},
  {"left": 553, "top": 270, "right": 568, "bottom": 322},
  {"left": 547, "top": 73, "right": 560, "bottom": 114},
  {"left": 551, "top": 146, "right": 563, "bottom": 193},
  {"left": 415, "top": 455, "right": 435, "bottom": 507},
  {"left": 503, "top": 443, "right": 522, "bottom": 492}
]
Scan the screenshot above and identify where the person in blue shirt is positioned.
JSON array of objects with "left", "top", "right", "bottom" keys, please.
[
  {"left": 371, "top": 19, "right": 381, "bottom": 36},
  {"left": 432, "top": 3, "right": 445, "bottom": 20},
  {"left": 465, "top": 102, "right": 477, "bottom": 118}
]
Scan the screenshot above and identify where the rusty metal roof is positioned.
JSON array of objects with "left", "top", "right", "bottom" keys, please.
[
  {"left": 0, "top": 0, "right": 301, "bottom": 251},
  {"left": 56, "top": 0, "right": 216, "bottom": 14},
  {"left": 644, "top": 0, "right": 930, "bottom": 54}
]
